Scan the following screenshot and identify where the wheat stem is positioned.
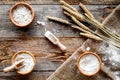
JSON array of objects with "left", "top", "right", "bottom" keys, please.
[
  {"left": 64, "top": 11, "right": 91, "bottom": 31},
  {"left": 61, "top": 6, "right": 84, "bottom": 21},
  {"left": 60, "top": 0, "right": 78, "bottom": 12},
  {"left": 79, "top": 2, "right": 94, "bottom": 18},
  {"left": 71, "top": 25, "right": 90, "bottom": 33},
  {"left": 80, "top": 33, "right": 102, "bottom": 41},
  {"left": 47, "top": 16, "right": 71, "bottom": 25}
]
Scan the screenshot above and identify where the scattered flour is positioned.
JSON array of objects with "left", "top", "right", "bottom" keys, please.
[
  {"left": 79, "top": 54, "right": 99, "bottom": 75},
  {"left": 53, "top": 29, "right": 56, "bottom": 33},
  {"left": 86, "top": 47, "right": 91, "bottom": 51},
  {"left": 114, "top": 72, "right": 120, "bottom": 80},
  {"left": 98, "top": 43, "right": 120, "bottom": 63},
  {"left": 44, "top": 28, "right": 47, "bottom": 32},
  {"left": 14, "top": 53, "right": 35, "bottom": 73},
  {"left": 116, "top": 76, "right": 120, "bottom": 80},
  {"left": 13, "top": 5, "right": 32, "bottom": 25},
  {"left": 37, "top": 21, "right": 45, "bottom": 26},
  {"left": 98, "top": 42, "right": 120, "bottom": 80}
]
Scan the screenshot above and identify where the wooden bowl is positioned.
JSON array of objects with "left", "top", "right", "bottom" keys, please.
[
  {"left": 9, "top": 2, "right": 35, "bottom": 27},
  {"left": 12, "top": 51, "right": 36, "bottom": 75},
  {"left": 77, "top": 52, "right": 101, "bottom": 76}
]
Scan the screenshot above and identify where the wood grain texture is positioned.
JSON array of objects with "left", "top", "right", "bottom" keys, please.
[
  {"left": 0, "top": 0, "right": 120, "bottom": 4},
  {"left": 47, "top": 4, "right": 120, "bottom": 80},
  {"left": 0, "top": 37, "right": 85, "bottom": 79},
  {"left": 0, "top": 4, "right": 116, "bottom": 80},
  {"left": 0, "top": 72, "right": 53, "bottom": 80},
  {"left": 0, "top": 5, "right": 115, "bottom": 38}
]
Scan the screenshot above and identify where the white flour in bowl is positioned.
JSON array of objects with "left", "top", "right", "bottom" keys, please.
[
  {"left": 13, "top": 5, "right": 32, "bottom": 25},
  {"left": 79, "top": 54, "right": 99, "bottom": 75},
  {"left": 14, "top": 53, "right": 35, "bottom": 73}
]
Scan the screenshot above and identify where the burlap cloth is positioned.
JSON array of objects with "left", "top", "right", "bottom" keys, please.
[{"left": 47, "top": 4, "right": 120, "bottom": 80}]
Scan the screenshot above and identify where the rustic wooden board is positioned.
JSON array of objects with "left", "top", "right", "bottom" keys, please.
[
  {"left": 47, "top": 4, "right": 120, "bottom": 80},
  {"left": 0, "top": 5, "right": 116, "bottom": 38},
  {"left": 0, "top": 38, "right": 85, "bottom": 80},
  {"left": 0, "top": 4, "right": 87, "bottom": 80},
  {"left": 0, "top": 72, "right": 53, "bottom": 80},
  {"left": 0, "top": 4, "right": 115, "bottom": 80},
  {"left": 0, "top": 0, "right": 120, "bottom": 5},
  {"left": 0, "top": 38, "right": 85, "bottom": 69}
]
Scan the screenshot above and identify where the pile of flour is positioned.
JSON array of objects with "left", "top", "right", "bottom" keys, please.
[
  {"left": 13, "top": 5, "right": 32, "bottom": 25},
  {"left": 79, "top": 54, "right": 99, "bottom": 75},
  {"left": 14, "top": 53, "right": 35, "bottom": 73}
]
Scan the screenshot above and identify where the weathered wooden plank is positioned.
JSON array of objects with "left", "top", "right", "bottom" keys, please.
[
  {"left": 47, "top": 4, "right": 120, "bottom": 80},
  {"left": 0, "top": 5, "right": 115, "bottom": 38},
  {"left": 0, "top": 57, "right": 62, "bottom": 71},
  {"left": 0, "top": 72, "right": 53, "bottom": 80},
  {"left": 0, "top": 0, "right": 120, "bottom": 5},
  {"left": 0, "top": 37, "right": 85, "bottom": 79},
  {"left": 0, "top": 37, "right": 85, "bottom": 70}
]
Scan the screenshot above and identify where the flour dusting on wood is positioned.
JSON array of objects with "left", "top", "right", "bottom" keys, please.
[
  {"left": 37, "top": 21, "right": 45, "bottom": 26},
  {"left": 98, "top": 42, "right": 120, "bottom": 79},
  {"left": 86, "top": 47, "right": 91, "bottom": 51}
]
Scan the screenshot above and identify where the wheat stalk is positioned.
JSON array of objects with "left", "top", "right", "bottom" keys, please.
[
  {"left": 47, "top": 1, "right": 120, "bottom": 48},
  {"left": 47, "top": 16, "right": 71, "bottom": 25},
  {"left": 60, "top": 0, "right": 78, "bottom": 12}
]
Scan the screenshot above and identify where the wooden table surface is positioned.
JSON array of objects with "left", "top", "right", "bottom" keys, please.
[{"left": 0, "top": 0, "right": 119, "bottom": 80}]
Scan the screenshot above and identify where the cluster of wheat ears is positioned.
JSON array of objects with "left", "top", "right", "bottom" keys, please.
[{"left": 47, "top": 0, "right": 120, "bottom": 48}]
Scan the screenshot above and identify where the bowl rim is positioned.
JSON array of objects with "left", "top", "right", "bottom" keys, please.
[
  {"left": 9, "top": 2, "right": 35, "bottom": 27},
  {"left": 77, "top": 51, "right": 101, "bottom": 76},
  {"left": 11, "top": 50, "right": 36, "bottom": 75}
]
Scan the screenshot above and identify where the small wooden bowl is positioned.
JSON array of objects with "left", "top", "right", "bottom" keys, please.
[
  {"left": 77, "top": 52, "right": 101, "bottom": 76},
  {"left": 9, "top": 2, "right": 35, "bottom": 27},
  {"left": 12, "top": 51, "right": 36, "bottom": 75}
]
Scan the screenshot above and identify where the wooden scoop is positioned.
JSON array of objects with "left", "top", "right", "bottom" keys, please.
[
  {"left": 3, "top": 59, "right": 24, "bottom": 73},
  {"left": 45, "top": 31, "right": 66, "bottom": 51}
]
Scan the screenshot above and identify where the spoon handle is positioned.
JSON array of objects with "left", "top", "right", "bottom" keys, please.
[{"left": 3, "top": 59, "right": 24, "bottom": 73}]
